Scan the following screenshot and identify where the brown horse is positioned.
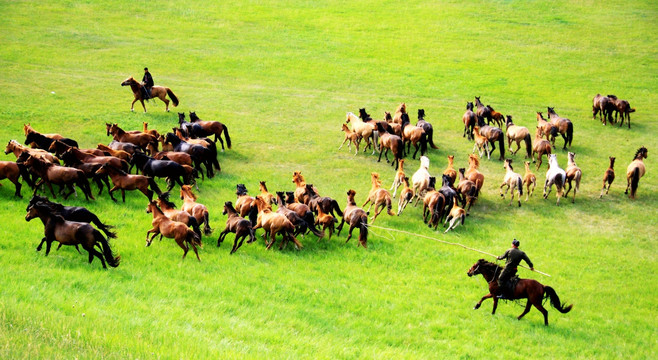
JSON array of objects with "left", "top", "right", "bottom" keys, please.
[
  {"left": 274, "top": 191, "right": 321, "bottom": 238},
  {"left": 390, "top": 159, "right": 406, "bottom": 198},
  {"left": 63, "top": 146, "right": 129, "bottom": 172},
  {"left": 121, "top": 76, "right": 179, "bottom": 112},
  {"left": 396, "top": 176, "right": 414, "bottom": 216},
  {"left": 523, "top": 161, "right": 537, "bottom": 201},
  {"left": 23, "top": 123, "right": 63, "bottom": 141},
  {"left": 252, "top": 196, "right": 302, "bottom": 250},
  {"left": 235, "top": 184, "right": 257, "bottom": 225},
  {"left": 547, "top": 107, "right": 574, "bottom": 150},
  {"left": 564, "top": 152, "right": 582, "bottom": 203},
  {"left": 456, "top": 168, "right": 478, "bottom": 215},
  {"left": 284, "top": 191, "right": 320, "bottom": 234},
  {"left": 108, "top": 123, "right": 157, "bottom": 152},
  {"left": 292, "top": 171, "right": 317, "bottom": 204},
  {"left": 259, "top": 181, "right": 275, "bottom": 205},
  {"left": 532, "top": 127, "right": 553, "bottom": 170},
  {"left": 26, "top": 203, "right": 120, "bottom": 268},
  {"left": 363, "top": 172, "right": 395, "bottom": 223},
  {"left": 180, "top": 185, "right": 212, "bottom": 235},
  {"left": 474, "top": 96, "right": 493, "bottom": 125},
  {"left": 376, "top": 122, "right": 404, "bottom": 170},
  {"left": 315, "top": 205, "right": 337, "bottom": 241},
  {"left": 400, "top": 113, "right": 427, "bottom": 159},
  {"left": 95, "top": 164, "right": 161, "bottom": 202},
  {"left": 443, "top": 155, "right": 457, "bottom": 186},
  {"left": 608, "top": 95, "right": 635, "bottom": 128},
  {"left": 486, "top": 105, "right": 505, "bottom": 128},
  {"left": 505, "top": 116, "right": 532, "bottom": 158},
  {"left": 393, "top": 102, "right": 407, "bottom": 124},
  {"left": 24, "top": 155, "right": 95, "bottom": 200},
  {"left": 600, "top": 157, "right": 615, "bottom": 198},
  {"left": 383, "top": 111, "right": 402, "bottom": 137},
  {"left": 422, "top": 178, "right": 446, "bottom": 229},
  {"left": 476, "top": 116, "right": 505, "bottom": 161},
  {"left": 155, "top": 192, "right": 201, "bottom": 237},
  {"left": 5, "top": 139, "right": 59, "bottom": 164},
  {"left": 465, "top": 154, "right": 485, "bottom": 194},
  {"left": 536, "top": 112, "right": 557, "bottom": 144},
  {"left": 463, "top": 102, "right": 477, "bottom": 140},
  {"left": 592, "top": 94, "right": 614, "bottom": 125},
  {"left": 49, "top": 140, "right": 104, "bottom": 158},
  {"left": 467, "top": 259, "right": 572, "bottom": 325},
  {"left": 0, "top": 161, "right": 23, "bottom": 197},
  {"left": 188, "top": 112, "right": 232, "bottom": 151},
  {"left": 336, "top": 189, "right": 369, "bottom": 248},
  {"left": 472, "top": 127, "right": 490, "bottom": 160},
  {"left": 346, "top": 111, "right": 377, "bottom": 154},
  {"left": 218, "top": 201, "right": 255, "bottom": 253},
  {"left": 302, "top": 184, "right": 343, "bottom": 218},
  {"left": 145, "top": 201, "right": 200, "bottom": 261},
  {"left": 443, "top": 200, "right": 466, "bottom": 233},
  {"left": 142, "top": 122, "right": 161, "bottom": 139},
  {"left": 339, "top": 123, "right": 361, "bottom": 155},
  {"left": 625, "top": 146, "right": 647, "bottom": 199}
]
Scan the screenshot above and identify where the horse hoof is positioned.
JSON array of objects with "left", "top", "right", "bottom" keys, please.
[{"left": 131, "top": 109, "right": 134, "bottom": 112}]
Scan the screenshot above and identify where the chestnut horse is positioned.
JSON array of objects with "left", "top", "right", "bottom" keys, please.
[
  {"left": 108, "top": 123, "right": 157, "bottom": 152},
  {"left": 462, "top": 102, "right": 477, "bottom": 140},
  {"left": 467, "top": 259, "right": 572, "bottom": 325},
  {"left": 443, "top": 200, "right": 466, "bottom": 233},
  {"left": 155, "top": 192, "right": 201, "bottom": 237},
  {"left": 376, "top": 122, "right": 404, "bottom": 170},
  {"left": 145, "top": 201, "right": 200, "bottom": 261},
  {"left": 189, "top": 112, "right": 232, "bottom": 151},
  {"left": 218, "top": 201, "right": 255, "bottom": 254},
  {"left": 0, "top": 161, "right": 23, "bottom": 197},
  {"left": 476, "top": 116, "right": 505, "bottom": 161},
  {"left": 505, "top": 116, "right": 532, "bottom": 158},
  {"left": 392, "top": 102, "right": 407, "bottom": 124},
  {"left": 523, "top": 161, "right": 537, "bottom": 201},
  {"left": 95, "top": 164, "right": 161, "bottom": 202},
  {"left": 592, "top": 94, "right": 614, "bottom": 125},
  {"left": 180, "top": 185, "right": 212, "bottom": 235},
  {"left": 396, "top": 176, "right": 414, "bottom": 216},
  {"left": 465, "top": 154, "right": 485, "bottom": 194},
  {"left": 608, "top": 95, "right": 635, "bottom": 129},
  {"left": 443, "top": 155, "right": 457, "bottom": 185},
  {"left": 536, "top": 112, "right": 557, "bottom": 144},
  {"left": 564, "top": 152, "right": 582, "bottom": 203},
  {"left": 339, "top": 123, "right": 361, "bottom": 155},
  {"left": 532, "top": 127, "right": 553, "bottom": 170},
  {"left": 400, "top": 113, "right": 427, "bottom": 159},
  {"left": 486, "top": 105, "right": 505, "bottom": 128},
  {"left": 121, "top": 76, "right": 179, "bottom": 112},
  {"left": 336, "top": 189, "right": 369, "bottom": 248},
  {"left": 390, "top": 159, "right": 406, "bottom": 198},
  {"left": 252, "top": 195, "right": 302, "bottom": 250},
  {"left": 474, "top": 96, "right": 493, "bottom": 125},
  {"left": 24, "top": 155, "right": 95, "bottom": 201},
  {"left": 456, "top": 168, "right": 478, "bottom": 215},
  {"left": 362, "top": 172, "right": 395, "bottom": 223},
  {"left": 625, "top": 146, "right": 647, "bottom": 199},
  {"left": 600, "top": 157, "right": 615, "bottom": 198},
  {"left": 472, "top": 126, "right": 490, "bottom": 160},
  {"left": 547, "top": 107, "right": 574, "bottom": 150}
]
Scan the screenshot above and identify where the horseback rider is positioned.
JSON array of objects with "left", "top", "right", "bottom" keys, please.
[
  {"left": 497, "top": 239, "right": 534, "bottom": 299},
  {"left": 142, "top": 67, "right": 154, "bottom": 99}
]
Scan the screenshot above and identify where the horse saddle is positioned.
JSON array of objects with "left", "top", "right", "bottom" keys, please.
[
  {"left": 500, "top": 276, "right": 521, "bottom": 298},
  {"left": 141, "top": 87, "right": 152, "bottom": 100}
]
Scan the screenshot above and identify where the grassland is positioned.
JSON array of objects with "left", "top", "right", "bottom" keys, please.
[{"left": 0, "top": 0, "right": 656, "bottom": 358}]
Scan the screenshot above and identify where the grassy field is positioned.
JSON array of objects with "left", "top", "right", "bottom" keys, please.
[{"left": 0, "top": 0, "right": 656, "bottom": 358}]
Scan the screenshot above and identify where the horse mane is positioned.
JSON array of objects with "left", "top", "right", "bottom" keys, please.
[
  {"left": 158, "top": 192, "right": 177, "bottom": 209},
  {"left": 633, "top": 146, "right": 647, "bottom": 161},
  {"left": 477, "top": 259, "right": 502, "bottom": 273},
  {"left": 469, "top": 154, "right": 480, "bottom": 168},
  {"left": 181, "top": 185, "right": 197, "bottom": 201},
  {"left": 400, "top": 112, "right": 410, "bottom": 125},
  {"left": 189, "top": 112, "right": 200, "bottom": 122},
  {"left": 103, "top": 164, "right": 127, "bottom": 175}
]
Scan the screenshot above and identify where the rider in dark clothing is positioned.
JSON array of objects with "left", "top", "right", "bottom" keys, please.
[
  {"left": 142, "top": 67, "right": 154, "bottom": 99},
  {"left": 497, "top": 239, "right": 534, "bottom": 298}
]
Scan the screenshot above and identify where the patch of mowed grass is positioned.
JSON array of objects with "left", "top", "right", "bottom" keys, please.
[{"left": 0, "top": 0, "right": 656, "bottom": 358}]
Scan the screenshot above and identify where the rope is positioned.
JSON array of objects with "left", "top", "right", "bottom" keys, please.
[{"left": 367, "top": 224, "right": 551, "bottom": 277}]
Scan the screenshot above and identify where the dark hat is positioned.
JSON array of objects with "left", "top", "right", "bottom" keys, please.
[
  {"left": 144, "top": 67, "right": 149, "bottom": 71},
  {"left": 512, "top": 239, "right": 520, "bottom": 246}
]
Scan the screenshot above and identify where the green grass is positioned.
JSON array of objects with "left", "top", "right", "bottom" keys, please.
[{"left": 0, "top": 0, "right": 656, "bottom": 358}]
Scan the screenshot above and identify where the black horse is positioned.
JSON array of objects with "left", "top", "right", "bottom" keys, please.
[
  {"left": 164, "top": 133, "right": 219, "bottom": 178},
  {"left": 417, "top": 109, "right": 439, "bottom": 151},
  {"left": 130, "top": 152, "right": 187, "bottom": 191},
  {"left": 25, "top": 131, "right": 78, "bottom": 151},
  {"left": 60, "top": 150, "right": 112, "bottom": 196},
  {"left": 177, "top": 112, "right": 205, "bottom": 138}
]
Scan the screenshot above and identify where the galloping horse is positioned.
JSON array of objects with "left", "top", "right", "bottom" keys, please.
[
  {"left": 416, "top": 109, "right": 439, "bottom": 150},
  {"left": 346, "top": 111, "right": 377, "bottom": 154},
  {"left": 625, "top": 146, "right": 647, "bottom": 199},
  {"left": 390, "top": 159, "right": 406, "bottom": 198},
  {"left": 486, "top": 105, "right": 505, "bottom": 128},
  {"left": 600, "top": 157, "right": 615, "bottom": 198},
  {"left": 536, "top": 112, "right": 557, "bottom": 144},
  {"left": 547, "top": 107, "right": 574, "bottom": 150},
  {"left": 467, "top": 259, "right": 572, "bottom": 325},
  {"left": 274, "top": 191, "right": 323, "bottom": 238},
  {"left": 564, "top": 152, "right": 582, "bottom": 203},
  {"left": 608, "top": 95, "right": 635, "bottom": 129},
  {"left": 392, "top": 103, "right": 407, "bottom": 124},
  {"left": 400, "top": 113, "right": 427, "bottom": 159},
  {"left": 411, "top": 156, "right": 431, "bottom": 205},
  {"left": 155, "top": 192, "right": 201, "bottom": 237},
  {"left": 443, "top": 155, "right": 457, "bottom": 186},
  {"left": 336, "top": 189, "right": 369, "bottom": 248},
  {"left": 0, "top": 161, "right": 23, "bottom": 197},
  {"left": 474, "top": 97, "right": 493, "bottom": 125},
  {"left": 543, "top": 154, "right": 566, "bottom": 205},
  {"left": 284, "top": 191, "right": 319, "bottom": 235},
  {"left": 6, "top": 139, "right": 59, "bottom": 165},
  {"left": 456, "top": 168, "right": 478, "bottom": 215},
  {"left": 523, "top": 161, "right": 537, "bottom": 201},
  {"left": 121, "top": 76, "right": 179, "bottom": 112},
  {"left": 531, "top": 127, "right": 553, "bottom": 170},
  {"left": 217, "top": 201, "right": 255, "bottom": 254},
  {"left": 189, "top": 112, "right": 232, "bottom": 151},
  {"left": 24, "top": 155, "right": 95, "bottom": 201},
  {"left": 108, "top": 123, "right": 157, "bottom": 152},
  {"left": 339, "top": 123, "right": 361, "bottom": 155},
  {"left": 25, "top": 131, "right": 78, "bottom": 151},
  {"left": 26, "top": 203, "right": 120, "bottom": 268},
  {"left": 302, "top": 184, "right": 343, "bottom": 218},
  {"left": 465, "top": 154, "right": 485, "bottom": 194},
  {"left": 145, "top": 201, "right": 201, "bottom": 261},
  {"left": 462, "top": 102, "right": 477, "bottom": 140},
  {"left": 423, "top": 178, "right": 446, "bottom": 229},
  {"left": 131, "top": 152, "right": 187, "bottom": 191},
  {"left": 180, "top": 185, "right": 212, "bottom": 236},
  {"left": 396, "top": 176, "right": 414, "bottom": 216},
  {"left": 362, "top": 172, "right": 395, "bottom": 223},
  {"left": 499, "top": 159, "right": 523, "bottom": 207},
  {"left": 95, "top": 164, "right": 161, "bottom": 202},
  {"left": 505, "top": 116, "right": 532, "bottom": 158},
  {"left": 476, "top": 116, "right": 505, "bottom": 161},
  {"left": 472, "top": 126, "right": 490, "bottom": 160},
  {"left": 376, "top": 122, "right": 404, "bottom": 170},
  {"left": 443, "top": 200, "right": 466, "bottom": 233},
  {"left": 252, "top": 196, "right": 302, "bottom": 250}
]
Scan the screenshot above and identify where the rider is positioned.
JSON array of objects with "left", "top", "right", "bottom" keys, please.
[
  {"left": 142, "top": 67, "right": 154, "bottom": 99},
  {"left": 497, "top": 239, "right": 534, "bottom": 299}
]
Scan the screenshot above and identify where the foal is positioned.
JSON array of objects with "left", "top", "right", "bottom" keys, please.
[
  {"left": 564, "top": 152, "right": 582, "bottom": 203},
  {"left": 336, "top": 189, "right": 369, "bottom": 248},
  {"left": 390, "top": 159, "right": 406, "bottom": 198},
  {"left": 600, "top": 157, "right": 615, "bottom": 198},
  {"left": 443, "top": 155, "right": 457, "bottom": 186},
  {"left": 523, "top": 161, "right": 537, "bottom": 201},
  {"left": 443, "top": 200, "right": 466, "bottom": 233},
  {"left": 339, "top": 123, "right": 361, "bottom": 155},
  {"left": 472, "top": 126, "right": 490, "bottom": 160},
  {"left": 362, "top": 172, "right": 395, "bottom": 223},
  {"left": 218, "top": 201, "right": 255, "bottom": 254},
  {"left": 396, "top": 176, "right": 414, "bottom": 216},
  {"left": 500, "top": 159, "right": 523, "bottom": 207}
]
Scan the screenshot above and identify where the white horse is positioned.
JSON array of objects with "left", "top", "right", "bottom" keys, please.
[
  {"left": 411, "top": 156, "right": 431, "bottom": 205},
  {"left": 543, "top": 154, "right": 566, "bottom": 205},
  {"left": 500, "top": 159, "right": 523, "bottom": 207},
  {"left": 346, "top": 112, "right": 377, "bottom": 155}
]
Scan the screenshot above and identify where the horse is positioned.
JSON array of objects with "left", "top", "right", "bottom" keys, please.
[
  {"left": 152, "top": 192, "right": 201, "bottom": 238},
  {"left": 543, "top": 154, "right": 566, "bottom": 205},
  {"left": 536, "top": 112, "right": 557, "bottom": 145},
  {"left": 130, "top": 152, "right": 187, "bottom": 191},
  {"left": 390, "top": 159, "right": 406, "bottom": 198},
  {"left": 392, "top": 103, "right": 407, "bottom": 124},
  {"left": 523, "top": 161, "right": 537, "bottom": 201},
  {"left": 411, "top": 156, "right": 431, "bottom": 205},
  {"left": 423, "top": 178, "right": 446, "bottom": 230},
  {"left": 456, "top": 168, "right": 478, "bottom": 215},
  {"left": 121, "top": 76, "right": 179, "bottom": 112},
  {"left": 476, "top": 116, "right": 505, "bottom": 161},
  {"left": 346, "top": 111, "right": 377, "bottom": 154},
  {"left": 63, "top": 146, "right": 129, "bottom": 172},
  {"left": 376, "top": 122, "right": 404, "bottom": 170},
  {"left": 5, "top": 139, "right": 60, "bottom": 165},
  {"left": 48, "top": 140, "right": 104, "bottom": 158},
  {"left": 608, "top": 95, "right": 635, "bottom": 128},
  {"left": 252, "top": 195, "right": 302, "bottom": 250},
  {"left": 217, "top": 201, "right": 255, "bottom": 254},
  {"left": 600, "top": 157, "right": 615, "bottom": 198},
  {"left": 592, "top": 94, "right": 615, "bottom": 125},
  {"left": 396, "top": 176, "right": 414, "bottom": 216},
  {"left": 108, "top": 123, "right": 157, "bottom": 152},
  {"left": 472, "top": 126, "right": 490, "bottom": 160},
  {"left": 416, "top": 109, "right": 439, "bottom": 150},
  {"left": 106, "top": 140, "right": 141, "bottom": 155},
  {"left": 292, "top": 171, "right": 319, "bottom": 204},
  {"left": 443, "top": 155, "right": 457, "bottom": 186},
  {"left": 486, "top": 105, "right": 505, "bottom": 128},
  {"left": 362, "top": 172, "right": 395, "bottom": 223},
  {"left": 25, "top": 131, "right": 78, "bottom": 151},
  {"left": 302, "top": 184, "right": 343, "bottom": 218},
  {"left": 438, "top": 174, "right": 458, "bottom": 222},
  {"left": 188, "top": 112, "right": 232, "bottom": 151},
  {"left": 467, "top": 259, "right": 572, "bottom": 325},
  {"left": 382, "top": 111, "right": 402, "bottom": 137},
  {"left": 474, "top": 96, "right": 493, "bottom": 125},
  {"left": 400, "top": 113, "right": 427, "bottom": 159},
  {"left": 336, "top": 189, "right": 369, "bottom": 248},
  {"left": 284, "top": 191, "right": 320, "bottom": 236},
  {"left": 180, "top": 185, "right": 213, "bottom": 236},
  {"left": 339, "top": 123, "right": 361, "bottom": 155},
  {"left": 0, "top": 161, "right": 23, "bottom": 197},
  {"left": 60, "top": 149, "right": 113, "bottom": 196},
  {"left": 142, "top": 122, "right": 161, "bottom": 139},
  {"left": 531, "top": 126, "right": 553, "bottom": 170},
  {"left": 164, "top": 133, "right": 218, "bottom": 178},
  {"left": 358, "top": 108, "right": 382, "bottom": 148},
  {"left": 443, "top": 200, "right": 466, "bottom": 233},
  {"left": 27, "top": 195, "right": 116, "bottom": 239},
  {"left": 505, "top": 116, "right": 532, "bottom": 158},
  {"left": 547, "top": 107, "right": 574, "bottom": 150},
  {"left": 462, "top": 102, "right": 477, "bottom": 140},
  {"left": 274, "top": 191, "right": 322, "bottom": 238},
  {"left": 564, "top": 152, "right": 582, "bottom": 203},
  {"left": 26, "top": 203, "right": 120, "bottom": 268},
  {"left": 258, "top": 181, "right": 276, "bottom": 205},
  {"left": 145, "top": 201, "right": 201, "bottom": 261},
  {"left": 315, "top": 204, "right": 338, "bottom": 241},
  {"left": 500, "top": 159, "right": 523, "bottom": 207},
  {"left": 465, "top": 154, "right": 485, "bottom": 194},
  {"left": 24, "top": 155, "right": 95, "bottom": 201},
  {"left": 625, "top": 146, "right": 647, "bottom": 199},
  {"left": 23, "top": 123, "right": 63, "bottom": 142},
  {"left": 95, "top": 164, "right": 161, "bottom": 202}
]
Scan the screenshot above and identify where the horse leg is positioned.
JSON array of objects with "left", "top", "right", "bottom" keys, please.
[
  {"left": 121, "top": 189, "right": 126, "bottom": 203},
  {"left": 163, "top": 98, "right": 170, "bottom": 112},
  {"left": 474, "top": 293, "right": 492, "bottom": 310},
  {"left": 140, "top": 99, "right": 147, "bottom": 113},
  {"left": 36, "top": 237, "right": 47, "bottom": 251},
  {"left": 543, "top": 179, "right": 550, "bottom": 199},
  {"left": 532, "top": 296, "right": 550, "bottom": 325},
  {"left": 345, "top": 223, "right": 356, "bottom": 244},
  {"left": 336, "top": 218, "right": 345, "bottom": 236},
  {"left": 131, "top": 98, "right": 137, "bottom": 112},
  {"left": 517, "top": 300, "right": 532, "bottom": 320},
  {"left": 108, "top": 186, "right": 118, "bottom": 202},
  {"left": 499, "top": 182, "right": 507, "bottom": 199}
]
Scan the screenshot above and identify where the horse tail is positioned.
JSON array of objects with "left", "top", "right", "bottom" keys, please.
[
  {"left": 247, "top": 206, "right": 259, "bottom": 227},
  {"left": 90, "top": 214, "right": 117, "bottom": 239},
  {"left": 189, "top": 216, "right": 202, "bottom": 238},
  {"left": 427, "top": 127, "right": 439, "bottom": 149},
  {"left": 517, "top": 176, "right": 523, "bottom": 196},
  {"left": 223, "top": 125, "right": 232, "bottom": 149},
  {"left": 544, "top": 286, "right": 573, "bottom": 314},
  {"left": 78, "top": 174, "right": 95, "bottom": 200},
  {"left": 358, "top": 214, "right": 369, "bottom": 248},
  {"left": 331, "top": 199, "right": 343, "bottom": 217},
  {"left": 203, "top": 210, "right": 212, "bottom": 236},
  {"left": 524, "top": 133, "right": 532, "bottom": 158},
  {"left": 147, "top": 177, "right": 162, "bottom": 196},
  {"left": 550, "top": 125, "right": 558, "bottom": 138},
  {"left": 166, "top": 88, "right": 179, "bottom": 107},
  {"left": 420, "top": 132, "right": 427, "bottom": 155},
  {"left": 386, "top": 196, "right": 395, "bottom": 216},
  {"left": 566, "top": 121, "right": 573, "bottom": 147},
  {"left": 395, "top": 138, "right": 404, "bottom": 161},
  {"left": 555, "top": 173, "right": 565, "bottom": 196},
  {"left": 497, "top": 134, "right": 505, "bottom": 160},
  {"left": 95, "top": 231, "right": 120, "bottom": 268},
  {"left": 188, "top": 229, "right": 202, "bottom": 247},
  {"left": 630, "top": 166, "right": 640, "bottom": 198}
]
